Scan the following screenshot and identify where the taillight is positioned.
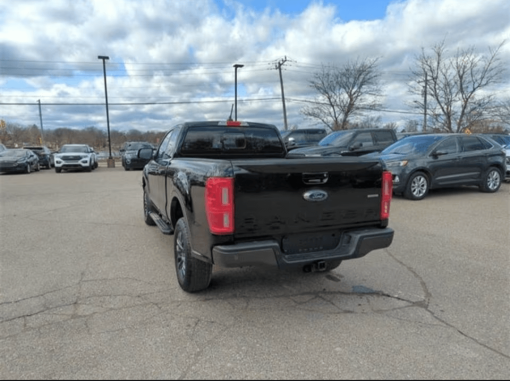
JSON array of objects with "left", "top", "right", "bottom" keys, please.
[
  {"left": 205, "top": 177, "right": 234, "bottom": 235},
  {"left": 381, "top": 171, "right": 392, "bottom": 220}
]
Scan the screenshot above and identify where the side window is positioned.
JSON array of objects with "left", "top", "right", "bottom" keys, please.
[
  {"left": 157, "top": 130, "right": 174, "bottom": 159},
  {"left": 374, "top": 130, "right": 395, "bottom": 144},
  {"left": 435, "top": 138, "right": 458, "bottom": 155},
  {"left": 164, "top": 125, "right": 182, "bottom": 158},
  {"left": 460, "top": 136, "right": 484, "bottom": 152},
  {"left": 351, "top": 132, "right": 374, "bottom": 147},
  {"left": 288, "top": 131, "right": 307, "bottom": 144},
  {"left": 306, "top": 129, "right": 327, "bottom": 142}
]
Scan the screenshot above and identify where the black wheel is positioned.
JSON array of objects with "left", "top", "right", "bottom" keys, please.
[
  {"left": 86, "top": 164, "right": 92, "bottom": 172},
  {"left": 326, "top": 260, "right": 342, "bottom": 271},
  {"left": 94, "top": 161, "right": 98, "bottom": 169},
  {"left": 143, "top": 188, "right": 156, "bottom": 226},
  {"left": 25, "top": 164, "right": 31, "bottom": 174},
  {"left": 35, "top": 163, "right": 40, "bottom": 171},
  {"left": 480, "top": 167, "right": 502, "bottom": 193},
  {"left": 55, "top": 167, "right": 62, "bottom": 173},
  {"left": 404, "top": 172, "right": 429, "bottom": 200},
  {"left": 174, "top": 218, "right": 212, "bottom": 293}
]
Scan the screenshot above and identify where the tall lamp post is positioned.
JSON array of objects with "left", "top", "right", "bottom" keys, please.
[
  {"left": 233, "top": 64, "right": 244, "bottom": 121},
  {"left": 98, "top": 55, "right": 114, "bottom": 167}
]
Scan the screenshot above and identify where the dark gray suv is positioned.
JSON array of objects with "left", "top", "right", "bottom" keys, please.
[{"left": 368, "top": 134, "right": 506, "bottom": 200}]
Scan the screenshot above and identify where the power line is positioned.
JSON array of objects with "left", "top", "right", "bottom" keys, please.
[{"left": 0, "top": 97, "right": 281, "bottom": 106}]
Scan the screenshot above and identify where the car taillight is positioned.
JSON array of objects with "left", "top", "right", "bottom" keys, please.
[
  {"left": 381, "top": 171, "right": 392, "bottom": 220},
  {"left": 205, "top": 177, "right": 234, "bottom": 235}
]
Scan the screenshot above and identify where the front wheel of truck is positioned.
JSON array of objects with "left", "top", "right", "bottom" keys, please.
[{"left": 174, "top": 218, "right": 212, "bottom": 293}]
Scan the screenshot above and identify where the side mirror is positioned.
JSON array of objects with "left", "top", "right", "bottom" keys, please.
[
  {"left": 138, "top": 148, "right": 154, "bottom": 160},
  {"left": 432, "top": 150, "right": 448, "bottom": 157},
  {"left": 349, "top": 142, "right": 363, "bottom": 151}
]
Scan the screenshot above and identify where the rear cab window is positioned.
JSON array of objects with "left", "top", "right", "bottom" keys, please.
[{"left": 179, "top": 124, "right": 285, "bottom": 158}]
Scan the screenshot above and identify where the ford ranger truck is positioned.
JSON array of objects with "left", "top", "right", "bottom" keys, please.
[{"left": 139, "top": 121, "right": 394, "bottom": 292}]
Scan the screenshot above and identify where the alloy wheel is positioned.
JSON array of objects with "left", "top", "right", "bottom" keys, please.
[
  {"left": 411, "top": 175, "right": 428, "bottom": 198},
  {"left": 487, "top": 170, "right": 501, "bottom": 191},
  {"left": 175, "top": 231, "right": 187, "bottom": 280}
]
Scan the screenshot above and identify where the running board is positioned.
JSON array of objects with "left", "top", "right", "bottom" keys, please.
[{"left": 149, "top": 212, "right": 174, "bottom": 235}]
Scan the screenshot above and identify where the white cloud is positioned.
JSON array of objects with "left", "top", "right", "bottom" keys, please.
[{"left": 0, "top": 0, "right": 508, "bottom": 132}]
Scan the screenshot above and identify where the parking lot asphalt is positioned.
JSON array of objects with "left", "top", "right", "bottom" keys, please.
[{"left": 0, "top": 166, "right": 509, "bottom": 379}]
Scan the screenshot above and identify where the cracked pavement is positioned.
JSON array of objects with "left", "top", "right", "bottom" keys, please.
[{"left": 0, "top": 167, "right": 509, "bottom": 379}]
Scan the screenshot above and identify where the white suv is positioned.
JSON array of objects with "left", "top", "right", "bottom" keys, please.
[{"left": 54, "top": 144, "right": 97, "bottom": 173}]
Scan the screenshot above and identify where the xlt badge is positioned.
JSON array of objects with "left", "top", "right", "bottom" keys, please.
[{"left": 303, "top": 190, "right": 328, "bottom": 202}]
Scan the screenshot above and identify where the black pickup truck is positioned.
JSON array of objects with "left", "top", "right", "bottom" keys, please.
[{"left": 139, "top": 120, "right": 394, "bottom": 292}]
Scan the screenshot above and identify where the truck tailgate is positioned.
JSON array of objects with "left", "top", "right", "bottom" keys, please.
[{"left": 231, "top": 157, "right": 386, "bottom": 238}]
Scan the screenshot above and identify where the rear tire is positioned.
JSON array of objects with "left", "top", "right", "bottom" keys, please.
[
  {"left": 25, "top": 164, "right": 31, "bottom": 174},
  {"left": 35, "top": 163, "right": 40, "bottom": 171},
  {"left": 174, "top": 218, "right": 212, "bottom": 293},
  {"left": 404, "top": 171, "right": 429, "bottom": 200},
  {"left": 143, "top": 188, "right": 156, "bottom": 226},
  {"left": 480, "top": 167, "right": 502, "bottom": 193},
  {"left": 55, "top": 167, "right": 62, "bottom": 173}
]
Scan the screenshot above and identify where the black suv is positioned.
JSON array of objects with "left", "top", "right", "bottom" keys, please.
[
  {"left": 288, "top": 128, "right": 397, "bottom": 157},
  {"left": 280, "top": 128, "right": 328, "bottom": 151},
  {"left": 23, "top": 145, "right": 53, "bottom": 169},
  {"left": 120, "top": 141, "right": 155, "bottom": 170}
]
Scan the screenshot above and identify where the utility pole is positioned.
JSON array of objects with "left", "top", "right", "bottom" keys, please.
[
  {"left": 37, "top": 99, "right": 45, "bottom": 145},
  {"left": 275, "top": 57, "right": 288, "bottom": 131}
]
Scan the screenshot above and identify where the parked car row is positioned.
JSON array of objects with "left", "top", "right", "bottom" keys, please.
[{"left": 2, "top": 130, "right": 508, "bottom": 203}]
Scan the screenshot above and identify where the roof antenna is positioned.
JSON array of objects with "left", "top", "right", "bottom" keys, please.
[{"left": 228, "top": 104, "right": 234, "bottom": 121}]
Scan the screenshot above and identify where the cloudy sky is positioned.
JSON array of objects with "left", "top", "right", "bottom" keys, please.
[{"left": 1, "top": 0, "right": 509, "bottom": 133}]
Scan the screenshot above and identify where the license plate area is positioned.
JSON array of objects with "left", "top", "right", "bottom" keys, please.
[{"left": 282, "top": 232, "right": 340, "bottom": 255}]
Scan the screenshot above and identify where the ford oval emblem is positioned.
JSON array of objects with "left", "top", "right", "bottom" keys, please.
[{"left": 303, "top": 190, "right": 328, "bottom": 202}]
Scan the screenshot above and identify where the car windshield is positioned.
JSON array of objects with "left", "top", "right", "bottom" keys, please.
[
  {"left": 0, "top": 150, "right": 26, "bottom": 158},
  {"left": 381, "top": 135, "right": 445, "bottom": 155},
  {"left": 318, "top": 131, "right": 354, "bottom": 147},
  {"left": 60, "top": 145, "right": 88, "bottom": 153},
  {"left": 126, "top": 142, "right": 153, "bottom": 150},
  {"left": 280, "top": 131, "right": 291, "bottom": 138},
  {"left": 492, "top": 135, "right": 510, "bottom": 146}
]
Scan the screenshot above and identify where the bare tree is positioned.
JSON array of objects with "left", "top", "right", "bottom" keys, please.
[
  {"left": 410, "top": 40, "right": 507, "bottom": 133},
  {"left": 492, "top": 97, "right": 510, "bottom": 129},
  {"left": 301, "top": 57, "right": 382, "bottom": 130},
  {"left": 349, "top": 115, "right": 382, "bottom": 129},
  {"left": 403, "top": 119, "right": 420, "bottom": 132}
]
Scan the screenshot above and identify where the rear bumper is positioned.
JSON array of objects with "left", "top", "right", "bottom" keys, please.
[{"left": 211, "top": 227, "right": 394, "bottom": 269}]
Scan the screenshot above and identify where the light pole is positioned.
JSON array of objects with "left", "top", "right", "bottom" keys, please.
[
  {"left": 98, "top": 55, "right": 114, "bottom": 167},
  {"left": 233, "top": 64, "right": 244, "bottom": 121},
  {"left": 37, "top": 99, "right": 45, "bottom": 145}
]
